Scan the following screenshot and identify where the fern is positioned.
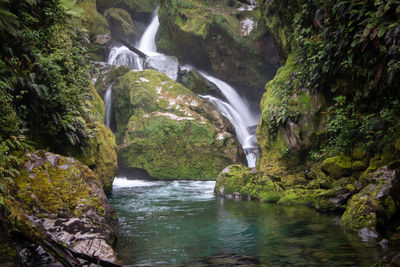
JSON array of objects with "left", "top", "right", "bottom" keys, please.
[{"left": 0, "top": 8, "right": 19, "bottom": 36}]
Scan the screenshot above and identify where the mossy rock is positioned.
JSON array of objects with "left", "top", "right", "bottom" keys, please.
[
  {"left": 215, "top": 164, "right": 283, "bottom": 202},
  {"left": 178, "top": 69, "right": 223, "bottom": 98},
  {"left": 157, "top": 0, "right": 279, "bottom": 99},
  {"left": 97, "top": 0, "right": 159, "bottom": 17},
  {"left": 352, "top": 160, "right": 368, "bottom": 172},
  {"left": 62, "top": 83, "right": 118, "bottom": 194},
  {"left": 77, "top": 0, "right": 110, "bottom": 41},
  {"left": 278, "top": 188, "right": 339, "bottom": 211},
  {"left": 340, "top": 167, "right": 400, "bottom": 232},
  {"left": 1, "top": 151, "right": 118, "bottom": 262},
  {"left": 112, "top": 69, "right": 242, "bottom": 180},
  {"left": 321, "top": 156, "right": 352, "bottom": 179},
  {"left": 104, "top": 8, "right": 136, "bottom": 43}
]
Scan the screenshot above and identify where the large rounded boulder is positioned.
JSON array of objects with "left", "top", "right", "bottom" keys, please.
[{"left": 112, "top": 69, "right": 242, "bottom": 180}]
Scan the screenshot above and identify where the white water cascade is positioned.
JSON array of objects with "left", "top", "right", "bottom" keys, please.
[
  {"left": 104, "top": 85, "right": 112, "bottom": 128},
  {"left": 198, "top": 72, "right": 260, "bottom": 168},
  {"left": 107, "top": 9, "right": 179, "bottom": 80}
]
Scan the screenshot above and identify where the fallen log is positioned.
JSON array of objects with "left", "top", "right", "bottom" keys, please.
[{"left": 115, "top": 39, "right": 148, "bottom": 59}]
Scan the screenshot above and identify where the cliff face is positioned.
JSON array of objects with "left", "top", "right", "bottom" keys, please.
[{"left": 217, "top": 0, "right": 400, "bottom": 240}]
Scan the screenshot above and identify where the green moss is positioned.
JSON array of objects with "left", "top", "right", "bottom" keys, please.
[
  {"left": 77, "top": 0, "right": 109, "bottom": 40},
  {"left": 97, "top": 0, "right": 159, "bottom": 14},
  {"left": 321, "top": 156, "right": 352, "bottom": 179},
  {"left": 118, "top": 116, "right": 230, "bottom": 180},
  {"left": 384, "top": 196, "right": 396, "bottom": 219},
  {"left": 352, "top": 160, "right": 368, "bottom": 172},
  {"left": 278, "top": 188, "right": 337, "bottom": 211},
  {"left": 0, "top": 242, "right": 18, "bottom": 263},
  {"left": 63, "top": 81, "right": 117, "bottom": 194},
  {"left": 104, "top": 8, "right": 135, "bottom": 41},
  {"left": 340, "top": 194, "right": 381, "bottom": 231},
  {"left": 12, "top": 152, "right": 106, "bottom": 218},
  {"left": 215, "top": 165, "right": 283, "bottom": 202}
]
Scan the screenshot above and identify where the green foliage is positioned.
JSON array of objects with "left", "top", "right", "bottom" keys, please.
[
  {"left": 294, "top": 0, "right": 400, "bottom": 104},
  {"left": 0, "top": 0, "right": 91, "bottom": 149},
  {"left": 262, "top": 0, "right": 400, "bottom": 162}
]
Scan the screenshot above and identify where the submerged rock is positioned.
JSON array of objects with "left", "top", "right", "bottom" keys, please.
[
  {"left": 1, "top": 151, "right": 118, "bottom": 264},
  {"left": 112, "top": 69, "right": 242, "bottom": 180}
]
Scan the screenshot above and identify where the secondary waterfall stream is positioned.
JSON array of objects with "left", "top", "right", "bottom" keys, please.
[
  {"left": 106, "top": 9, "right": 260, "bottom": 167},
  {"left": 104, "top": 85, "right": 112, "bottom": 128}
]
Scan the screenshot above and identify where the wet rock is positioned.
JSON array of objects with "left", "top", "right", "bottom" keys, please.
[
  {"left": 104, "top": 8, "right": 136, "bottom": 44},
  {"left": 178, "top": 69, "right": 224, "bottom": 100},
  {"left": 2, "top": 151, "right": 118, "bottom": 263},
  {"left": 321, "top": 156, "right": 352, "bottom": 179},
  {"left": 340, "top": 167, "right": 400, "bottom": 233}
]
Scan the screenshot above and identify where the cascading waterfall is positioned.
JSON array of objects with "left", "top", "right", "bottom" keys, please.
[
  {"left": 137, "top": 9, "right": 159, "bottom": 55},
  {"left": 104, "top": 85, "right": 112, "bottom": 128},
  {"left": 106, "top": 8, "right": 259, "bottom": 167},
  {"left": 107, "top": 9, "right": 178, "bottom": 80},
  {"left": 198, "top": 71, "right": 260, "bottom": 168}
]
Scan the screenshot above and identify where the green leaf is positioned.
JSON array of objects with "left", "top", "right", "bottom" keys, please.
[{"left": 377, "top": 25, "right": 386, "bottom": 38}]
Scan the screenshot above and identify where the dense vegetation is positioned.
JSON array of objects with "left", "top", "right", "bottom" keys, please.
[
  {"left": 0, "top": 0, "right": 92, "bottom": 181},
  {"left": 262, "top": 0, "right": 400, "bottom": 159}
]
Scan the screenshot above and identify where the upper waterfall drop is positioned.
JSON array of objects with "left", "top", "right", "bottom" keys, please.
[
  {"left": 137, "top": 8, "right": 160, "bottom": 55},
  {"left": 107, "top": 8, "right": 179, "bottom": 80}
]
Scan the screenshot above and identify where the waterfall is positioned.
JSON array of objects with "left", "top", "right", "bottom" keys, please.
[
  {"left": 105, "top": 8, "right": 260, "bottom": 167},
  {"left": 137, "top": 9, "right": 160, "bottom": 55},
  {"left": 107, "top": 9, "right": 159, "bottom": 70},
  {"left": 198, "top": 72, "right": 259, "bottom": 168},
  {"left": 107, "top": 9, "right": 179, "bottom": 80},
  {"left": 104, "top": 85, "right": 112, "bottom": 128}
]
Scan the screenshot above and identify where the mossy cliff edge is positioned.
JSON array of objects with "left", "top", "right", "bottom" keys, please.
[{"left": 216, "top": 0, "right": 400, "bottom": 243}]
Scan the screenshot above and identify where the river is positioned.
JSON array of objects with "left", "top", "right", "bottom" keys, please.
[{"left": 110, "top": 178, "right": 384, "bottom": 266}]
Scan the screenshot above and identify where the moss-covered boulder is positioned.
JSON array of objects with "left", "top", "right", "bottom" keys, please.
[
  {"left": 112, "top": 69, "right": 242, "bottom": 179},
  {"left": 104, "top": 8, "right": 136, "bottom": 43},
  {"left": 215, "top": 164, "right": 283, "bottom": 202},
  {"left": 321, "top": 156, "right": 352, "bottom": 179},
  {"left": 1, "top": 151, "right": 118, "bottom": 263},
  {"left": 157, "top": 0, "right": 279, "bottom": 100},
  {"left": 340, "top": 167, "right": 400, "bottom": 234},
  {"left": 77, "top": 0, "right": 110, "bottom": 61}
]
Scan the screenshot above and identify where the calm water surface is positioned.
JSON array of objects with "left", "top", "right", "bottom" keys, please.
[{"left": 109, "top": 177, "right": 385, "bottom": 266}]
